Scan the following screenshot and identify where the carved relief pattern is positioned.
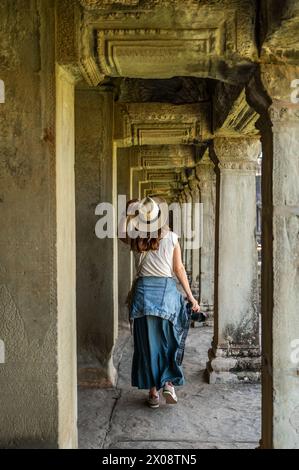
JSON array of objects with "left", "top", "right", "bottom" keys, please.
[
  {"left": 56, "top": 0, "right": 77, "bottom": 64},
  {"left": 115, "top": 103, "right": 205, "bottom": 146},
  {"left": 139, "top": 146, "right": 195, "bottom": 168},
  {"left": 145, "top": 169, "right": 180, "bottom": 182},
  {"left": 97, "top": 28, "right": 223, "bottom": 78},
  {"left": 214, "top": 137, "right": 261, "bottom": 171},
  {"left": 80, "top": 0, "right": 139, "bottom": 8},
  {"left": 197, "top": 164, "right": 216, "bottom": 191},
  {"left": 80, "top": 57, "right": 105, "bottom": 86}
]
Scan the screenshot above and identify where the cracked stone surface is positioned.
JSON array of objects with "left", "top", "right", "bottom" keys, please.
[{"left": 78, "top": 326, "right": 261, "bottom": 449}]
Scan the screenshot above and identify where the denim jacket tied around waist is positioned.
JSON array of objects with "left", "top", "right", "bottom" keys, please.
[{"left": 130, "top": 276, "right": 191, "bottom": 364}]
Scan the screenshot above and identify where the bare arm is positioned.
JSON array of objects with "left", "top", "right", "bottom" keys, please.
[
  {"left": 173, "top": 242, "right": 200, "bottom": 312},
  {"left": 118, "top": 212, "right": 130, "bottom": 245},
  {"left": 118, "top": 200, "right": 140, "bottom": 245}
]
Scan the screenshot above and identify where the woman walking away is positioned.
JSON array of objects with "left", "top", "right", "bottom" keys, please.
[{"left": 119, "top": 196, "right": 200, "bottom": 409}]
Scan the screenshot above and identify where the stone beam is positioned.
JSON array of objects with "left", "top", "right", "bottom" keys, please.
[
  {"left": 145, "top": 169, "right": 181, "bottom": 183},
  {"left": 114, "top": 103, "right": 210, "bottom": 147},
  {"left": 78, "top": 0, "right": 257, "bottom": 84},
  {"left": 139, "top": 146, "right": 195, "bottom": 169},
  {"left": 124, "top": 145, "right": 195, "bottom": 170}
]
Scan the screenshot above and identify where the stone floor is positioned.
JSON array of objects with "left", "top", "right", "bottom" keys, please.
[{"left": 78, "top": 326, "right": 261, "bottom": 449}]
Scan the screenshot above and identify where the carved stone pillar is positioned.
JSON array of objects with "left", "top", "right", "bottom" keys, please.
[
  {"left": 206, "top": 137, "right": 261, "bottom": 383},
  {"left": 180, "top": 191, "right": 187, "bottom": 266},
  {"left": 267, "top": 102, "right": 299, "bottom": 448},
  {"left": 189, "top": 178, "right": 201, "bottom": 295},
  {"left": 183, "top": 186, "right": 193, "bottom": 278},
  {"left": 196, "top": 152, "right": 216, "bottom": 318},
  {"left": 247, "top": 64, "right": 299, "bottom": 449},
  {"left": 177, "top": 193, "right": 185, "bottom": 262}
]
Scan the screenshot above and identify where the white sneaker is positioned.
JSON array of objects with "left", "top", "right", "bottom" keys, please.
[
  {"left": 147, "top": 393, "right": 160, "bottom": 409},
  {"left": 162, "top": 383, "right": 178, "bottom": 404}
]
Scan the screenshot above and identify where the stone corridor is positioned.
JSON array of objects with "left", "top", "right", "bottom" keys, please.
[
  {"left": 1, "top": 0, "right": 299, "bottom": 450},
  {"left": 78, "top": 326, "right": 261, "bottom": 449}
]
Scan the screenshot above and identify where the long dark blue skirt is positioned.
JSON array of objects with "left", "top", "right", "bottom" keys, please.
[{"left": 131, "top": 315, "right": 185, "bottom": 390}]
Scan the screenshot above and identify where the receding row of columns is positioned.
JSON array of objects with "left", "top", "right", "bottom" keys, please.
[
  {"left": 73, "top": 75, "right": 299, "bottom": 448},
  {"left": 2, "top": 15, "right": 298, "bottom": 446},
  {"left": 175, "top": 138, "right": 260, "bottom": 383}
]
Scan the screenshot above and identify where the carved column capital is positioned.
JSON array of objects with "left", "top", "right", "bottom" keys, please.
[
  {"left": 195, "top": 149, "right": 215, "bottom": 188},
  {"left": 188, "top": 177, "right": 200, "bottom": 201},
  {"left": 183, "top": 185, "right": 192, "bottom": 202},
  {"left": 178, "top": 193, "right": 184, "bottom": 205},
  {"left": 214, "top": 137, "right": 261, "bottom": 171},
  {"left": 196, "top": 160, "right": 215, "bottom": 191}
]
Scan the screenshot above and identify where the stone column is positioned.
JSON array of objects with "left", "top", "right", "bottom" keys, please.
[
  {"left": 179, "top": 191, "right": 187, "bottom": 266},
  {"left": 247, "top": 65, "right": 299, "bottom": 449},
  {"left": 267, "top": 102, "right": 299, "bottom": 449},
  {"left": 183, "top": 186, "right": 193, "bottom": 279},
  {"left": 177, "top": 193, "right": 185, "bottom": 259},
  {"left": 196, "top": 152, "right": 216, "bottom": 318},
  {"left": 189, "top": 178, "right": 201, "bottom": 296},
  {"left": 75, "top": 87, "right": 118, "bottom": 387},
  {"left": 206, "top": 137, "right": 261, "bottom": 383},
  {"left": 0, "top": 0, "right": 77, "bottom": 448}
]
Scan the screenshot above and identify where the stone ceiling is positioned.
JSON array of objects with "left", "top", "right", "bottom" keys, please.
[
  {"left": 62, "top": 0, "right": 299, "bottom": 199},
  {"left": 116, "top": 77, "right": 210, "bottom": 104}
]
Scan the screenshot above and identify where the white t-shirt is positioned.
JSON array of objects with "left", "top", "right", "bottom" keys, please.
[{"left": 134, "top": 230, "right": 179, "bottom": 278}]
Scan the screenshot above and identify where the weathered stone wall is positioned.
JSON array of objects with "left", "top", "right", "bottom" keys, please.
[
  {"left": 0, "top": 0, "right": 77, "bottom": 448},
  {"left": 75, "top": 87, "right": 117, "bottom": 386}
]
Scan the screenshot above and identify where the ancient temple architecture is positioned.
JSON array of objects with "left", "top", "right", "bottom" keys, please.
[{"left": 0, "top": 0, "right": 299, "bottom": 449}]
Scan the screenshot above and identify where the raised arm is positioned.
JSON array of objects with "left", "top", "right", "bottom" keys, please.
[
  {"left": 118, "top": 199, "right": 140, "bottom": 245},
  {"left": 173, "top": 242, "right": 200, "bottom": 312},
  {"left": 118, "top": 211, "right": 130, "bottom": 245}
]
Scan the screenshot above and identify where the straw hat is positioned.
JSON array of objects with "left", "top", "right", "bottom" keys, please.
[{"left": 127, "top": 196, "right": 168, "bottom": 235}]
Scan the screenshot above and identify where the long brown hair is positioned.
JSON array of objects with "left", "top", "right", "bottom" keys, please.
[{"left": 126, "top": 199, "right": 163, "bottom": 252}]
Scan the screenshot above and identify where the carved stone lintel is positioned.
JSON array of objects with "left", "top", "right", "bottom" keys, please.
[
  {"left": 97, "top": 27, "right": 224, "bottom": 79},
  {"left": 138, "top": 146, "right": 195, "bottom": 169},
  {"left": 80, "top": 0, "right": 139, "bottom": 8},
  {"left": 145, "top": 169, "right": 180, "bottom": 183},
  {"left": 114, "top": 103, "right": 210, "bottom": 146},
  {"left": 77, "top": 0, "right": 258, "bottom": 84}
]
